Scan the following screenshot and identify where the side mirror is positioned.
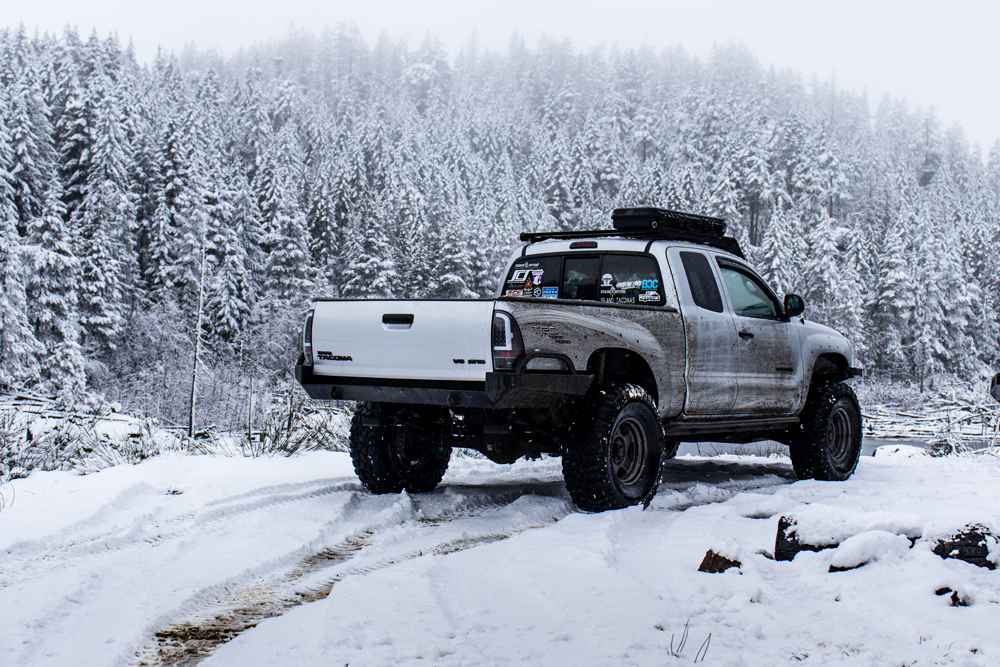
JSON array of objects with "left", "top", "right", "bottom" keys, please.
[
  {"left": 784, "top": 294, "right": 805, "bottom": 318},
  {"left": 990, "top": 372, "right": 1000, "bottom": 404}
]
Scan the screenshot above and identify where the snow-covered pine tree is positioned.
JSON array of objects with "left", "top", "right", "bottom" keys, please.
[
  {"left": 340, "top": 198, "right": 398, "bottom": 299},
  {"left": 25, "top": 176, "right": 86, "bottom": 400},
  {"left": 145, "top": 111, "right": 187, "bottom": 302},
  {"left": 871, "top": 200, "right": 914, "bottom": 376},
  {"left": 426, "top": 205, "right": 476, "bottom": 299},
  {"left": 540, "top": 128, "right": 575, "bottom": 231},
  {"left": 259, "top": 124, "right": 316, "bottom": 306},
  {"left": 0, "top": 92, "right": 43, "bottom": 388},
  {"left": 204, "top": 164, "right": 257, "bottom": 346},
  {"left": 757, "top": 195, "right": 799, "bottom": 297},
  {"left": 75, "top": 74, "right": 136, "bottom": 356},
  {"left": 7, "top": 68, "right": 58, "bottom": 237}
]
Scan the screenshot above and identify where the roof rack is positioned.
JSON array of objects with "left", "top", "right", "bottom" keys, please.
[{"left": 519, "top": 207, "right": 745, "bottom": 259}]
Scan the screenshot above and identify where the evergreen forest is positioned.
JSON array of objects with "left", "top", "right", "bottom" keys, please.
[{"left": 1, "top": 24, "right": 998, "bottom": 430}]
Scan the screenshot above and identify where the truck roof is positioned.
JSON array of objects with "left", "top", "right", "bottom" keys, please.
[
  {"left": 521, "top": 235, "right": 745, "bottom": 260},
  {"left": 519, "top": 207, "right": 745, "bottom": 258}
]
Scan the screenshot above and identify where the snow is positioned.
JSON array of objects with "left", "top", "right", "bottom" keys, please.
[
  {"left": 828, "top": 530, "right": 913, "bottom": 571},
  {"left": 783, "top": 504, "right": 924, "bottom": 547},
  {"left": 1, "top": 449, "right": 999, "bottom": 666}
]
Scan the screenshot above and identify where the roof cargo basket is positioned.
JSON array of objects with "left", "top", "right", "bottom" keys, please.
[
  {"left": 611, "top": 207, "right": 726, "bottom": 238},
  {"left": 520, "top": 207, "right": 744, "bottom": 258}
]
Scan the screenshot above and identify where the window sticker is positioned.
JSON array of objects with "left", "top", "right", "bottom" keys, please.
[
  {"left": 616, "top": 280, "right": 641, "bottom": 289},
  {"left": 641, "top": 279, "right": 659, "bottom": 290},
  {"left": 639, "top": 290, "right": 661, "bottom": 303},
  {"left": 531, "top": 269, "right": 544, "bottom": 285},
  {"left": 542, "top": 286, "right": 559, "bottom": 298},
  {"left": 600, "top": 273, "right": 614, "bottom": 288},
  {"left": 505, "top": 289, "right": 523, "bottom": 296},
  {"left": 509, "top": 269, "right": 531, "bottom": 283},
  {"left": 532, "top": 286, "right": 543, "bottom": 297}
]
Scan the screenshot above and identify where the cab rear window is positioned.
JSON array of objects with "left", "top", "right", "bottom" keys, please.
[{"left": 503, "top": 253, "right": 665, "bottom": 306}]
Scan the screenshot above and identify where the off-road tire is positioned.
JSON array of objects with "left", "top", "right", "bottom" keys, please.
[
  {"left": 562, "top": 383, "right": 664, "bottom": 512},
  {"left": 789, "top": 382, "right": 862, "bottom": 481},
  {"left": 349, "top": 403, "right": 451, "bottom": 494},
  {"left": 662, "top": 439, "right": 680, "bottom": 460}
]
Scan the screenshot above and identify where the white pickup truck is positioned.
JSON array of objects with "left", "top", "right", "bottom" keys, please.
[{"left": 297, "top": 208, "right": 862, "bottom": 512}]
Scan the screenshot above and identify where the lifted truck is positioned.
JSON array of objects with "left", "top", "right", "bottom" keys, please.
[{"left": 296, "top": 208, "right": 863, "bottom": 512}]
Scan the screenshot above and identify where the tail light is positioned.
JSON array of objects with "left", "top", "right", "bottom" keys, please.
[
  {"left": 302, "top": 309, "right": 314, "bottom": 365},
  {"left": 492, "top": 311, "right": 524, "bottom": 370}
]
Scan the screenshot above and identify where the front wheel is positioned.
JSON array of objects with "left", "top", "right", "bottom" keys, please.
[
  {"left": 349, "top": 403, "right": 452, "bottom": 494},
  {"left": 789, "top": 382, "right": 863, "bottom": 481},
  {"left": 562, "top": 383, "right": 664, "bottom": 512}
]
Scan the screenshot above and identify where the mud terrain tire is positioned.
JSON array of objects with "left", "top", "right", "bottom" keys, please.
[
  {"left": 662, "top": 439, "right": 680, "bottom": 460},
  {"left": 350, "top": 403, "right": 451, "bottom": 494},
  {"left": 789, "top": 382, "right": 862, "bottom": 481},
  {"left": 562, "top": 383, "right": 664, "bottom": 512}
]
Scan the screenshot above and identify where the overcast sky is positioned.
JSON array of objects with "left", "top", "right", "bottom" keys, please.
[{"left": 6, "top": 0, "right": 1000, "bottom": 152}]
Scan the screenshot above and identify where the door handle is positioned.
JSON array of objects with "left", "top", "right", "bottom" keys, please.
[{"left": 738, "top": 330, "right": 754, "bottom": 340}]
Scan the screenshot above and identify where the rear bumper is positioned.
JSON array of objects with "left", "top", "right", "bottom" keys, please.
[{"left": 295, "top": 360, "right": 593, "bottom": 409}]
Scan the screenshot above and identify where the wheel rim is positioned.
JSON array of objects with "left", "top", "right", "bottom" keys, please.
[
  {"left": 827, "top": 402, "right": 853, "bottom": 467},
  {"left": 391, "top": 427, "right": 429, "bottom": 471},
  {"left": 610, "top": 416, "right": 649, "bottom": 486}
]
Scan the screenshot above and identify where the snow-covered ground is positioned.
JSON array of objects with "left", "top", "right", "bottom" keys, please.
[{"left": 1, "top": 447, "right": 998, "bottom": 667}]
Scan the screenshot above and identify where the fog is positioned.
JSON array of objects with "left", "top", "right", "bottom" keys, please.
[{"left": 8, "top": 0, "right": 1000, "bottom": 150}]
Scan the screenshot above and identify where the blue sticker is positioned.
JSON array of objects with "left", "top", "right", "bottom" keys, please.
[
  {"left": 542, "top": 286, "right": 559, "bottom": 298},
  {"left": 641, "top": 279, "right": 659, "bottom": 290}
]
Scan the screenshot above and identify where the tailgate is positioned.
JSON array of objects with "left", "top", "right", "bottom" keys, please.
[{"left": 310, "top": 300, "right": 496, "bottom": 381}]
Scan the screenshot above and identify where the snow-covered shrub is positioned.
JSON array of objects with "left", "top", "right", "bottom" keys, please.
[
  {"left": 66, "top": 418, "right": 166, "bottom": 474},
  {"left": 0, "top": 410, "right": 32, "bottom": 482},
  {"left": 854, "top": 378, "right": 929, "bottom": 411},
  {"left": 234, "top": 406, "right": 350, "bottom": 457},
  {"left": 183, "top": 403, "right": 351, "bottom": 458},
  {"left": 927, "top": 413, "right": 969, "bottom": 457},
  {"left": 0, "top": 407, "right": 89, "bottom": 481}
]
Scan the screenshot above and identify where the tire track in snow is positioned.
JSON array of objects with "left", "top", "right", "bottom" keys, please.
[
  {"left": 649, "top": 458, "right": 795, "bottom": 512},
  {"left": 0, "top": 480, "right": 363, "bottom": 590},
  {"left": 130, "top": 489, "right": 573, "bottom": 667}
]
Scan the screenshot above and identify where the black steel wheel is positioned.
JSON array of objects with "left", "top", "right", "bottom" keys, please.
[
  {"left": 349, "top": 403, "right": 451, "bottom": 494},
  {"left": 562, "top": 383, "right": 664, "bottom": 512},
  {"left": 789, "top": 382, "right": 863, "bottom": 481}
]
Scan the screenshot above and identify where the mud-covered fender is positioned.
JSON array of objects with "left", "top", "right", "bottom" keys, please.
[{"left": 495, "top": 299, "right": 686, "bottom": 419}]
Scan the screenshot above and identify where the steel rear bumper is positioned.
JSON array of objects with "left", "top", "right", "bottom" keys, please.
[{"left": 295, "top": 361, "right": 594, "bottom": 409}]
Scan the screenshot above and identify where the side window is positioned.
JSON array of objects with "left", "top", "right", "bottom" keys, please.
[
  {"left": 598, "top": 254, "right": 665, "bottom": 305},
  {"left": 563, "top": 257, "right": 601, "bottom": 300},
  {"left": 718, "top": 264, "right": 780, "bottom": 318},
  {"left": 503, "top": 256, "right": 562, "bottom": 298},
  {"left": 679, "top": 251, "right": 723, "bottom": 313}
]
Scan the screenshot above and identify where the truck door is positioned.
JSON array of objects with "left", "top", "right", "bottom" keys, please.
[
  {"left": 667, "top": 248, "right": 738, "bottom": 415},
  {"left": 714, "top": 258, "right": 802, "bottom": 415}
]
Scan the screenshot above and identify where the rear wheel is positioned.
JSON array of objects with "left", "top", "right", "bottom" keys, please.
[
  {"left": 349, "top": 403, "right": 452, "bottom": 494},
  {"left": 562, "top": 384, "right": 664, "bottom": 512},
  {"left": 789, "top": 382, "right": 862, "bottom": 481}
]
